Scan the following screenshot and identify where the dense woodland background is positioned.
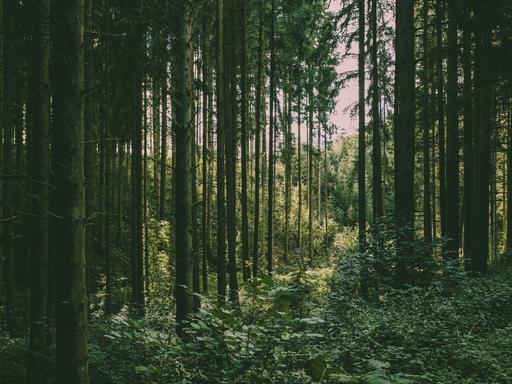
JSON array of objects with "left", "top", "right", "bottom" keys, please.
[{"left": 1, "top": 0, "right": 512, "bottom": 383}]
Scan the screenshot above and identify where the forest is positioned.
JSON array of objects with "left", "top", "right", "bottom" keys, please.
[{"left": 0, "top": 0, "right": 512, "bottom": 383}]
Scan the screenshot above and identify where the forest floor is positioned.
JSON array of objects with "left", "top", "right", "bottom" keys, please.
[{"left": 1, "top": 251, "right": 512, "bottom": 384}]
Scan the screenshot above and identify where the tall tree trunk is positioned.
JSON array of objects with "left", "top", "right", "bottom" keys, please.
[
  {"left": 159, "top": 67, "right": 168, "bottom": 220},
  {"left": 462, "top": 2, "right": 474, "bottom": 269},
  {"left": 284, "top": 91, "right": 292, "bottom": 263},
  {"left": 507, "top": 103, "right": 512, "bottom": 257},
  {"left": 240, "top": 0, "right": 249, "bottom": 281},
  {"left": 129, "top": 0, "right": 145, "bottom": 314},
  {"left": 0, "top": 0, "right": 4, "bottom": 303},
  {"left": 267, "top": 0, "right": 276, "bottom": 274},
  {"left": 252, "top": 0, "right": 263, "bottom": 278},
  {"left": 394, "top": 0, "right": 416, "bottom": 286},
  {"left": 201, "top": 36, "right": 209, "bottom": 293},
  {"left": 191, "top": 56, "right": 200, "bottom": 310},
  {"left": 103, "top": 0, "right": 113, "bottom": 315},
  {"left": 297, "top": 95, "right": 303, "bottom": 251},
  {"left": 436, "top": 0, "right": 446, "bottom": 239},
  {"left": 84, "top": 0, "right": 97, "bottom": 299},
  {"left": 422, "top": 0, "right": 432, "bottom": 245},
  {"left": 175, "top": 0, "right": 194, "bottom": 328},
  {"left": 216, "top": 0, "right": 227, "bottom": 302},
  {"left": 308, "top": 95, "right": 313, "bottom": 264},
  {"left": 53, "top": 0, "right": 89, "bottom": 380},
  {"left": 445, "top": 0, "right": 459, "bottom": 260},
  {"left": 473, "top": 2, "right": 492, "bottom": 273},
  {"left": 358, "top": 0, "right": 366, "bottom": 249},
  {"left": 225, "top": 0, "right": 239, "bottom": 304},
  {"left": 3, "top": 0, "right": 16, "bottom": 335},
  {"left": 371, "top": 0, "right": 383, "bottom": 221},
  {"left": 27, "top": 0, "right": 50, "bottom": 379}
]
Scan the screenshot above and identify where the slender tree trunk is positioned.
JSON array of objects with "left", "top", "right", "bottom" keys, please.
[
  {"left": 175, "top": 0, "right": 194, "bottom": 328},
  {"left": 267, "top": 0, "right": 276, "bottom": 274},
  {"left": 422, "top": 0, "right": 432, "bottom": 246},
  {"left": 240, "top": 0, "right": 249, "bottom": 281},
  {"left": 130, "top": 0, "right": 145, "bottom": 314},
  {"left": 201, "top": 36, "right": 209, "bottom": 294},
  {"left": 27, "top": 0, "right": 50, "bottom": 379},
  {"left": 84, "top": 0, "right": 97, "bottom": 299},
  {"left": 445, "top": 0, "right": 459, "bottom": 260},
  {"left": 251, "top": 0, "right": 263, "bottom": 278},
  {"left": 436, "top": 0, "right": 446, "bottom": 239},
  {"left": 358, "top": 0, "right": 366, "bottom": 249},
  {"left": 191, "top": 55, "right": 200, "bottom": 310},
  {"left": 297, "top": 95, "right": 302, "bottom": 251},
  {"left": 225, "top": 0, "right": 239, "bottom": 304},
  {"left": 371, "top": 0, "right": 383, "bottom": 222},
  {"left": 3, "top": 0, "right": 16, "bottom": 335},
  {"left": 474, "top": 2, "right": 492, "bottom": 273},
  {"left": 394, "top": 0, "right": 416, "bottom": 286},
  {"left": 216, "top": 0, "right": 227, "bottom": 302},
  {"left": 506, "top": 103, "right": 512, "bottom": 257},
  {"left": 103, "top": 0, "right": 113, "bottom": 315},
  {"left": 462, "top": 2, "right": 474, "bottom": 269},
  {"left": 0, "top": 0, "right": 4, "bottom": 303},
  {"left": 159, "top": 68, "right": 168, "bottom": 220},
  {"left": 308, "top": 95, "right": 314, "bottom": 264},
  {"left": 53, "top": 0, "right": 89, "bottom": 380},
  {"left": 284, "top": 92, "right": 292, "bottom": 263}
]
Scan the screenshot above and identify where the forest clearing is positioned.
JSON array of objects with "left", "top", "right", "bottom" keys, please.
[{"left": 0, "top": 0, "right": 512, "bottom": 383}]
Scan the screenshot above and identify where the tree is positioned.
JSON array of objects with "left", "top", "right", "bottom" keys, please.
[
  {"left": 240, "top": 0, "right": 250, "bottom": 281},
  {"left": 174, "top": 0, "right": 194, "bottom": 327},
  {"left": 27, "top": 0, "right": 50, "bottom": 380},
  {"left": 267, "top": 0, "right": 276, "bottom": 274},
  {"left": 357, "top": 0, "right": 366, "bottom": 250},
  {"left": 52, "top": 0, "right": 89, "bottom": 381},
  {"left": 370, "top": 0, "right": 383, "bottom": 222},
  {"left": 473, "top": 2, "right": 492, "bottom": 273},
  {"left": 129, "top": 0, "right": 145, "bottom": 314},
  {"left": 216, "top": 0, "right": 227, "bottom": 302},
  {"left": 394, "top": 0, "right": 416, "bottom": 285},
  {"left": 252, "top": 0, "right": 263, "bottom": 278},
  {"left": 444, "top": 0, "right": 459, "bottom": 260}
]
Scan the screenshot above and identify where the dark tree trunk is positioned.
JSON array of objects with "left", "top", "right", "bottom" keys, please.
[
  {"left": 129, "top": 0, "right": 145, "bottom": 314},
  {"left": 240, "top": 0, "right": 249, "bottom": 281},
  {"left": 252, "top": 0, "right": 263, "bottom": 278},
  {"left": 371, "top": 0, "right": 383, "bottom": 222},
  {"left": 436, "top": 0, "right": 446, "bottom": 239},
  {"left": 174, "top": 0, "right": 194, "bottom": 328},
  {"left": 444, "top": 0, "right": 459, "bottom": 260},
  {"left": 394, "top": 0, "right": 416, "bottom": 286},
  {"left": 462, "top": 2, "right": 474, "bottom": 269},
  {"left": 216, "top": 0, "right": 227, "bottom": 302},
  {"left": 473, "top": 3, "right": 492, "bottom": 273},
  {"left": 159, "top": 69, "right": 168, "bottom": 221},
  {"left": 53, "top": 0, "right": 89, "bottom": 381},
  {"left": 27, "top": 0, "right": 50, "bottom": 380},
  {"left": 422, "top": 0, "right": 432, "bottom": 245},
  {"left": 267, "top": 0, "right": 276, "bottom": 274},
  {"left": 358, "top": 0, "right": 366, "bottom": 250}
]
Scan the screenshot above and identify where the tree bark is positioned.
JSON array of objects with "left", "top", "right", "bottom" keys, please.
[
  {"left": 53, "top": 0, "right": 89, "bottom": 380},
  {"left": 175, "top": 0, "right": 194, "bottom": 328},
  {"left": 394, "top": 0, "right": 416, "bottom": 286},
  {"left": 445, "top": 0, "right": 459, "bottom": 260},
  {"left": 27, "top": 0, "right": 50, "bottom": 380},
  {"left": 358, "top": 0, "right": 366, "bottom": 250}
]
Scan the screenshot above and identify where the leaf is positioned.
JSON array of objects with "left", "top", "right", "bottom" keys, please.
[
  {"left": 135, "top": 365, "right": 149, "bottom": 374},
  {"left": 367, "top": 359, "right": 391, "bottom": 371}
]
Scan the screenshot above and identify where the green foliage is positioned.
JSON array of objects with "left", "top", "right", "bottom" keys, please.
[{"left": 328, "top": 263, "right": 512, "bottom": 384}]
